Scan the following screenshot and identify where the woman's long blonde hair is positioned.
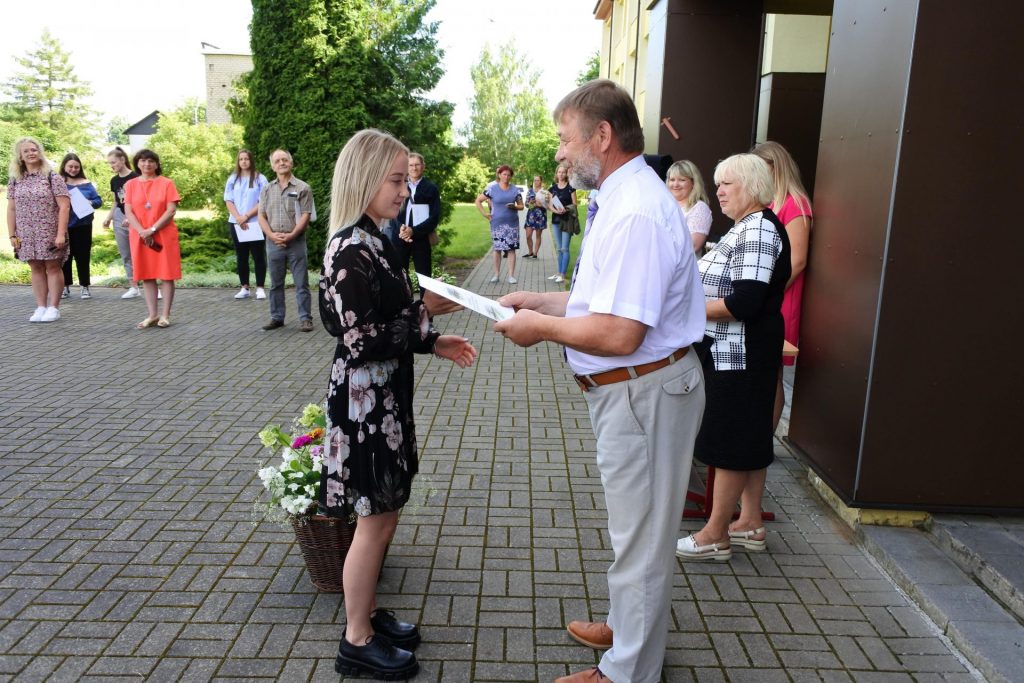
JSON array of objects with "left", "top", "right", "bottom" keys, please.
[
  {"left": 752, "top": 141, "right": 810, "bottom": 212},
  {"left": 666, "top": 159, "right": 709, "bottom": 209},
  {"left": 8, "top": 137, "right": 54, "bottom": 181},
  {"left": 329, "top": 129, "right": 409, "bottom": 233}
]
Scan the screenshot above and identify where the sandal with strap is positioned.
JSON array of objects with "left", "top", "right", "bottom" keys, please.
[
  {"left": 157, "top": 317, "right": 171, "bottom": 328},
  {"left": 137, "top": 317, "right": 159, "bottom": 329},
  {"left": 728, "top": 526, "right": 767, "bottom": 551},
  {"left": 676, "top": 534, "right": 732, "bottom": 562}
]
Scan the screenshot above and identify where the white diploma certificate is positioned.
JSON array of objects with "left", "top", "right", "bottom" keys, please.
[
  {"left": 416, "top": 273, "right": 514, "bottom": 322},
  {"left": 68, "top": 187, "right": 94, "bottom": 218},
  {"left": 550, "top": 194, "right": 565, "bottom": 212},
  {"left": 410, "top": 204, "right": 429, "bottom": 227},
  {"left": 234, "top": 223, "right": 265, "bottom": 242}
]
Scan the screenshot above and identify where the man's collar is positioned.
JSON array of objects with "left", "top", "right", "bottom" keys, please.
[
  {"left": 276, "top": 174, "right": 294, "bottom": 185},
  {"left": 594, "top": 154, "right": 646, "bottom": 209}
]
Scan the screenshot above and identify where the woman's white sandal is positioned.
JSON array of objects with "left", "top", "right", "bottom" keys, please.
[
  {"left": 728, "top": 527, "right": 767, "bottom": 551},
  {"left": 676, "top": 534, "right": 732, "bottom": 561}
]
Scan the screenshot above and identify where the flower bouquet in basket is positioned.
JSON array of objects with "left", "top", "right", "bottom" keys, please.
[{"left": 256, "top": 403, "right": 354, "bottom": 592}]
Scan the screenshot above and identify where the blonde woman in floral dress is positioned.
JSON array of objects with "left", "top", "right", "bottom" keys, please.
[
  {"left": 319, "top": 129, "right": 476, "bottom": 680},
  {"left": 6, "top": 137, "right": 70, "bottom": 322}
]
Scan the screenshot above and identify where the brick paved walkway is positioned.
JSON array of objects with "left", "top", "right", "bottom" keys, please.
[{"left": 0, "top": 240, "right": 979, "bottom": 682}]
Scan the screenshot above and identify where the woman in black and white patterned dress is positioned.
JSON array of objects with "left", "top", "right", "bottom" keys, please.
[
  {"left": 320, "top": 129, "right": 477, "bottom": 679},
  {"left": 676, "top": 153, "right": 790, "bottom": 562}
]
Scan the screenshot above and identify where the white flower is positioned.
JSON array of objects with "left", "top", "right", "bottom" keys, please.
[
  {"left": 348, "top": 367, "right": 375, "bottom": 422},
  {"left": 354, "top": 496, "right": 372, "bottom": 517},
  {"left": 257, "top": 466, "right": 277, "bottom": 486},
  {"left": 382, "top": 413, "right": 403, "bottom": 451}
]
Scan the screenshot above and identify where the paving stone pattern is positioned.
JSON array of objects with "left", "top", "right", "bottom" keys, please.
[{"left": 0, "top": 243, "right": 979, "bottom": 681}]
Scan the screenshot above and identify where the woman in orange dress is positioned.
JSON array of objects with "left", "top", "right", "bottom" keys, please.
[{"left": 124, "top": 149, "right": 182, "bottom": 328}]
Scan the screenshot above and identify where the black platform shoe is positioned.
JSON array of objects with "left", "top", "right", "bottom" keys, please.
[
  {"left": 371, "top": 609, "right": 421, "bottom": 651},
  {"left": 335, "top": 633, "right": 419, "bottom": 680}
]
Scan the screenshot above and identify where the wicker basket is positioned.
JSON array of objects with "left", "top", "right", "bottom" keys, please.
[{"left": 290, "top": 513, "right": 356, "bottom": 592}]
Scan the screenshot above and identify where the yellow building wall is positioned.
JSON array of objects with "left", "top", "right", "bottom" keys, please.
[
  {"left": 762, "top": 14, "right": 831, "bottom": 74},
  {"left": 204, "top": 53, "right": 253, "bottom": 125}
]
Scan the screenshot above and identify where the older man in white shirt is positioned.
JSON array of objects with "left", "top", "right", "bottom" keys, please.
[{"left": 495, "top": 80, "right": 706, "bottom": 683}]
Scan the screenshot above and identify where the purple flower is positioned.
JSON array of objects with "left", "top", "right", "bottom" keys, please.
[{"left": 291, "top": 434, "right": 313, "bottom": 449}]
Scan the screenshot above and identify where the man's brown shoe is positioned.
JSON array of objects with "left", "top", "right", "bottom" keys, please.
[
  {"left": 566, "top": 621, "right": 613, "bottom": 650},
  {"left": 262, "top": 319, "right": 284, "bottom": 330},
  {"left": 555, "top": 666, "right": 613, "bottom": 683},
  {"left": 299, "top": 319, "right": 314, "bottom": 332}
]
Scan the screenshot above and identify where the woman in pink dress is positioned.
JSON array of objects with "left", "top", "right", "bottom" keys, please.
[
  {"left": 124, "top": 149, "right": 183, "bottom": 328},
  {"left": 5, "top": 137, "right": 70, "bottom": 323},
  {"left": 752, "top": 141, "right": 812, "bottom": 428}
]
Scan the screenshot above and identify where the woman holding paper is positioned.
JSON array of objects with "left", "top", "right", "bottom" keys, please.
[
  {"left": 59, "top": 153, "right": 103, "bottom": 300},
  {"left": 224, "top": 149, "right": 268, "bottom": 300},
  {"left": 320, "top": 129, "right": 475, "bottom": 680},
  {"left": 124, "top": 149, "right": 182, "bottom": 328},
  {"left": 475, "top": 165, "right": 523, "bottom": 284},
  {"left": 524, "top": 174, "right": 548, "bottom": 258},
  {"left": 6, "top": 136, "right": 70, "bottom": 322},
  {"left": 547, "top": 163, "right": 576, "bottom": 283}
]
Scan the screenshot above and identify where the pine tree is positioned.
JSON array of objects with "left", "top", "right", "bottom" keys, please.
[{"left": 3, "top": 29, "right": 97, "bottom": 152}]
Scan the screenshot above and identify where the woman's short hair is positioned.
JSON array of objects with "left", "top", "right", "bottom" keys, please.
[
  {"left": 714, "top": 154, "right": 774, "bottom": 207},
  {"left": 60, "top": 153, "right": 86, "bottom": 180},
  {"left": 107, "top": 146, "right": 131, "bottom": 166},
  {"left": 496, "top": 164, "right": 512, "bottom": 177},
  {"left": 133, "top": 149, "right": 162, "bottom": 176},
  {"left": 329, "top": 128, "right": 409, "bottom": 232},
  {"left": 666, "top": 159, "right": 708, "bottom": 209},
  {"left": 553, "top": 79, "right": 644, "bottom": 155},
  {"left": 751, "top": 140, "right": 810, "bottom": 211},
  {"left": 8, "top": 136, "right": 53, "bottom": 181}
]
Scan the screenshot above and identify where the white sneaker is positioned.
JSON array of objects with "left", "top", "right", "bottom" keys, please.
[
  {"left": 547, "top": 274, "right": 558, "bottom": 280},
  {"left": 157, "top": 290, "right": 163, "bottom": 300},
  {"left": 554, "top": 275, "right": 564, "bottom": 283},
  {"left": 507, "top": 276, "right": 517, "bottom": 284},
  {"left": 234, "top": 287, "right": 251, "bottom": 299},
  {"left": 488, "top": 275, "right": 499, "bottom": 283},
  {"left": 255, "top": 287, "right": 266, "bottom": 300},
  {"left": 121, "top": 287, "right": 140, "bottom": 299},
  {"left": 81, "top": 286, "right": 91, "bottom": 299},
  {"left": 30, "top": 306, "right": 46, "bottom": 322},
  {"left": 61, "top": 287, "right": 70, "bottom": 299},
  {"left": 40, "top": 307, "right": 61, "bottom": 322}
]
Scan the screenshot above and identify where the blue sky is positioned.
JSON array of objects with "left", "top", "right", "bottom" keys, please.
[{"left": 0, "top": 0, "right": 601, "bottom": 131}]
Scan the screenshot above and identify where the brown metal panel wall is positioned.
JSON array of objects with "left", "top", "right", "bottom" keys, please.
[
  {"left": 855, "top": 0, "right": 1024, "bottom": 509},
  {"left": 761, "top": 72, "right": 826, "bottom": 198},
  {"left": 651, "top": 0, "right": 764, "bottom": 238},
  {"left": 787, "top": 0, "right": 919, "bottom": 500}
]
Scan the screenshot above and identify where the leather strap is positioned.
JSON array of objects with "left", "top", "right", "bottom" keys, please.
[{"left": 574, "top": 347, "right": 689, "bottom": 392}]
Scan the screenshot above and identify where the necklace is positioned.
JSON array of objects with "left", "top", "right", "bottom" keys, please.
[{"left": 140, "top": 178, "right": 157, "bottom": 210}]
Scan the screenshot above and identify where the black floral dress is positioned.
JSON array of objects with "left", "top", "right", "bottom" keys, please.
[{"left": 318, "top": 215, "right": 439, "bottom": 521}]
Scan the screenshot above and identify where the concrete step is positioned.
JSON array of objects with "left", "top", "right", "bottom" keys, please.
[
  {"left": 928, "top": 514, "right": 1024, "bottom": 624},
  {"left": 860, "top": 525, "right": 1024, "bottom": 683}
]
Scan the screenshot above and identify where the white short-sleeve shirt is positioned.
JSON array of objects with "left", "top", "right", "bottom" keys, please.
[{"left": 565, "top": 155, "right": 707, "bottom": 375}]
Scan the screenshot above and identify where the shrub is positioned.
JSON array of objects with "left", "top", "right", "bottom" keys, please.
[{"left": 444, "top": 156, "right": 491, "bottom": 203}]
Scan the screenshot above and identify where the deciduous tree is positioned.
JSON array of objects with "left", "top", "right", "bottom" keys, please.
[{"left": 465, "top": 42, "right": 553, "bottom": 179}]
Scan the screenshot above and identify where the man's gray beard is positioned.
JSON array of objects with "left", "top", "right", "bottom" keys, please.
[{"left": 568, "top": 150, "right": 601, "bottom": 190}]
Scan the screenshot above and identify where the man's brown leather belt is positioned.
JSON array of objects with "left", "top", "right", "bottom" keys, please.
[{"left": 573, "top": 347, "right": 689, "bottom": 392}]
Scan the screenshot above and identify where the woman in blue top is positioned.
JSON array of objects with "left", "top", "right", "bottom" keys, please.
[
  {"left": 475, "top": 164, "right": 524, "bottom": 284},
  {"left": 224, "top": 149, "right": 269, "bottom": 299},
  {"left": 59, "top": 153, "right": 104, "bottom": 300}
]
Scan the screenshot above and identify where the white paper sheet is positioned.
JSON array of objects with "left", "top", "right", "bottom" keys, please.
[
  {"left": 550, "top": 194, "right": 565, "bottom": 211},
  {"left": 234, "top": 223, "right": 265, "bottom": 242},
  {"left": 410, "top": 204, "right": 429, "bottom": 227},
  {"left": 416, "top": 273, "right": 514, "bottom": 322},
  {"left": 68, "top": 187, "right": 94, "bottom": 218}
]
